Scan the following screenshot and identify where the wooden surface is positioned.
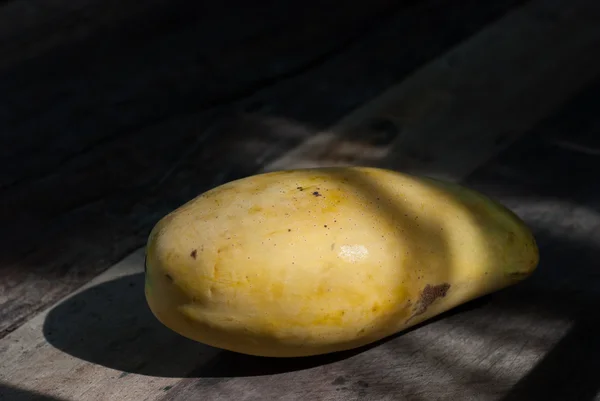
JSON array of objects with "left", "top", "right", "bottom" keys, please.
[{"left": 1, "top": 0, "right": 600, "bottom": 400}]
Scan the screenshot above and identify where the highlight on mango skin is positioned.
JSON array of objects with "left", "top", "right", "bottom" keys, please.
[{"left": 144, "top": 167, "right": 539, "bottom": 357}]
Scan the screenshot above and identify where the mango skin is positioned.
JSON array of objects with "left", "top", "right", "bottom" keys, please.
[{"left": 145, "top": 167, "right": 538, "bottom": 357}]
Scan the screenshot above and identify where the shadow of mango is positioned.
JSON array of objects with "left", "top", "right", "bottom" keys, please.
[
  {"left": 42, "top": 271, "right": 490, "bottom": 378},
  {"left": 0, "top": 384, "right": 66, "bottom": 401},
  {"left": 43, "top": 273, "right": 211, "bottom": 377},
  {"left": 41, "top": 272, "right": 377, "bottom": 378}
]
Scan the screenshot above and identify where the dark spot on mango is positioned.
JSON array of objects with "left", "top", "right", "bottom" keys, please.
[
  {"left": 312, "top": 191, "right": 321, "bottom": 197},
  {"left": 407, "top": 283, "right": 451, "bottom": 322},
  {"left": 190, "top": 249, "right": 197, "bottom": 259},
  {"left": 297, "top": 186, "right": 304, "bottom": 191},
  {"left": 165, "top": 274, "right": 173, "bottom": 282}
]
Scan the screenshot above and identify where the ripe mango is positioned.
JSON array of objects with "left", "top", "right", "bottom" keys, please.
[{"left": 144, "top": 167, "right": 538, "bottom": 357}]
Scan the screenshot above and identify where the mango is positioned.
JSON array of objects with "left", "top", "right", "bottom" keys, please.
[{"left": 144, "top": 167, "right": 538, "bottom": 357}]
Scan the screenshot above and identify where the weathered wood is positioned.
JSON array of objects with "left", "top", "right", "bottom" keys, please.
[
  {"left": 0, "top": 0, "right": 170, "bottom": 71},
  {"left": 2, "top": 0, "right": 600, "bottom": 400},
  {"left": 0, "top": 0, "right": 525, "bottom": 338},
  {"left": 463, "top": 85, "right": 600, "bottom": 401},
  {"left": 267, "top": 0, "right": 600, "bottom": 181},
  {"left": 1, "top": 0, "right": 407, "bottom": 72},
  {"left": 0, "top": 383, "right": 66, "bottom": 401}
]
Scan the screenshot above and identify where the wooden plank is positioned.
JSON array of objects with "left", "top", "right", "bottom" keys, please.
[
  {"left": 266, "top": 0, "right": 600, "bottom": 182},
  {"left": 0, "top": 0, "right": 524, "bottom": 338},
  {"left": 462, "top": 81, "right": 600, "bottom": 401},
  {"left": 0, "top": 0, "right": 171, "bottom": 71},
  {"left": 3, "top": 0, "right": 386, "bottom": 71},
  {"left": 2, "top": 0, "right": 600, "bottom": 400},
  {"left": 0, "top": 382, "right": 66, "bottom": 401},
  {"left": 0, "top": 0, "right": 402, "bottom": 189},
  {"left": 0, "top": 251, "right": 192, "bottom": 400}
]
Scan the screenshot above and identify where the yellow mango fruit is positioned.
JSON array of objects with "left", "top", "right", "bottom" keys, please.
[{"left": 144, "top": 167, "right": 538, "bottom": 357}]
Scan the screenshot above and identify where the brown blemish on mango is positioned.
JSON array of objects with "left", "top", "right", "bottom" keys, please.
[
  {"left": 190, "top": 249, "right": 197, "bottom": 259},
  {"left": 406, "top": 283, "right": 450, "bottom": 322}
]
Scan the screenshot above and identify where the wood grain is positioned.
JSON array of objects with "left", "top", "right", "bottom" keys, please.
[
  {"left": 267, "top": 0, "right": 600, "bottom": 181},
  {"left": 0, "top": 0, "right": 525, "bottom": 338},
  {"left": 462, "top": 83, "right": 600, "bottom": 401},
  {"left": 0, "top": 0, "right": 171, "bottom": 71},
  {"left": 2, "top": 0, "right": 600, "bottom": 400}
]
